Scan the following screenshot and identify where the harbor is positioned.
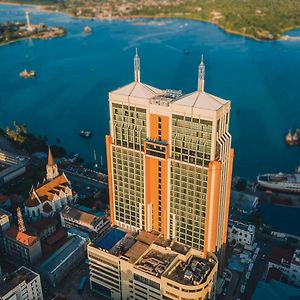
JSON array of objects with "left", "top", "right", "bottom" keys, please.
[{"left": 0, "top": 3, "right": 300, "bottom": 179}]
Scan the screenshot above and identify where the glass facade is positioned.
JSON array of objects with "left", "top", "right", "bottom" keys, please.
[
  {"left": 112, "top": 146, "right": 144, "bottom": 229},
  {"left": 172, "top": 115, "right": 212, "bottom": 167},
  {"left": 170, "top": 114, "right": 213, "bottom": 250},
  {"left": 112, "top": 103, "right": 146, "bottom": 151}
]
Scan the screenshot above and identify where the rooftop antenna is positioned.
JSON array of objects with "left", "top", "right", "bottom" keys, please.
[
  {"left": 17, "top": 207, "right": 26, "bottom": 233},
  {"left": 25, "top": 11, "right": 33, "bottom": 32},
  {"left": 198, "top": 54, "right": 205, "bottom": 92},
  {"left": 134, "top": 48, "right": 140, "bottom": 82}
]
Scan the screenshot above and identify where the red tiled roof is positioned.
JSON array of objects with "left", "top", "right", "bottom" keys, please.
[
  {"left": 44, "top": 228, "right": 67, "bottom": 245},
  {"left": 43, "top": 202, "right": 53, "bottom": 213},
  {"left": 26, "top": 194, "right": 40, "bottom": 207},
  {"left": 26, "top": 174, "right": 71, "bottom": 208},
  {"left": 270, "top": 247, "right": 294, "bottom": 265},
  {"left": 30, "top": 217, "right": 58, "bottom": 233},
  {"left": 4, "top": 227, "right": 39, "bottom": 246}
]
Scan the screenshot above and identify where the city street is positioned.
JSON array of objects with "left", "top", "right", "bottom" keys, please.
[{"left": 46, "top": 261, "right": 99, "bottom": 300}]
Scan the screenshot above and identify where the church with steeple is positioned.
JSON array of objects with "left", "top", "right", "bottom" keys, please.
[{"left": 25, "top": 147, "right": 77, "bottom": 221}]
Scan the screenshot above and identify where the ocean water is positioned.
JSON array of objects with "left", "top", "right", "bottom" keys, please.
[{"left": 1, "top": 4, "right": 300, "bottom": 179}]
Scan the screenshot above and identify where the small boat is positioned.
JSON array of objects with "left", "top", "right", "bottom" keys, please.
[
  {"left": 19, "top": 69, "right": 36, "bottom": 78},
  {"left": 79, "top": 130, "right": 92, "bottom": 138},
  {"left": 84, "top": 26, "right": 92, "bottom": 33},
  {"left": 285, "top": 128, "right": 300, "bottom": 146}
]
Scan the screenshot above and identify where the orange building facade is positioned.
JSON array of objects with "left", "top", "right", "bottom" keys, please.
[{"left": 106, "top": 51, "right": 233, "bottom": 266}]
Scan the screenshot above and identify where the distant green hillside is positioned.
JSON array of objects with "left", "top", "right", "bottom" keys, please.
[
  {"left": 2, "top": 0, "right": 300, "bottom": 40},
  {"left": 130, "top": 0, "right": 300, "bottom": 40}
]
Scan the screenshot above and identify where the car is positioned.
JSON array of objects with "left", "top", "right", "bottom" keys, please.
[{"left": 223, "top": 270, "right": 232, "bottom": 282}]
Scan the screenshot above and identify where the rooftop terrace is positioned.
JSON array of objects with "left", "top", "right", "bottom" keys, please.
[
  {"left": 166, "top": 255, "right": 216, "bottom": 286},
  {"left": 91, "top": 227, "right": 216, "bottom": 283},
  {"left": 150, "top": 89, "right": 183, "bottom": 107},
  {"left": 135, "top": 248, "right": 177, "bottom": 278}
]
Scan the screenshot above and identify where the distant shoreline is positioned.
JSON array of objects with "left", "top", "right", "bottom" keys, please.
[{"left": 1, "top": 1, "right": 300, "bottom": 42}]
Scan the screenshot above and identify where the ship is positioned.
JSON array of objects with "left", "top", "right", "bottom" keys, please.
[
  {"left": 79, "top": 130, "right": 92, "bottom": 138},
  {"left": 84, "top": 26, "right": 92, "bottom": 33},
  {"left": 285, "top": 129, "right": 300, "bottom": 146},
  {"left": 19, "top": 69, "right": 36, "bottom": 78},
  {"left": 257, "top": 167, "right": 300, "bottom": 194}
]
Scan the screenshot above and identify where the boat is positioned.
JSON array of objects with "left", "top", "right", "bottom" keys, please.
[
  {"left": 257, "top": 167, "right": 300, "bottom": 194},
  {"left": 79, "top": 130, "right": 92, "bottom": 138},
  {"left": 285, "top": 129, "right": 300, "bottom": 146},
  {"left": 84, "top": 26, "right": 92, "bottom": 33},
  {"left": 19, "top": 69, "right": 36, "bottom": 78}
]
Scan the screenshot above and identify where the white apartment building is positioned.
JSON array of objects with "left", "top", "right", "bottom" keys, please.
[
  {"left": 60, "top": 205, "right": 110, "bottom": 234},
  {"left": 227, "top": 220, "right": 255, "bottom": 246},
  {"left": 88, "top": 228, "right": 218, "bottom": 300},
  {"left": 0, "top": 266, "right": 43, "bottom": 300}
]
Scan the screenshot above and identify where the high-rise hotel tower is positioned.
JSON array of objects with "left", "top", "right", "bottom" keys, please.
[{"left": 106, "top": 51, "right": 233, "bottom": 264}]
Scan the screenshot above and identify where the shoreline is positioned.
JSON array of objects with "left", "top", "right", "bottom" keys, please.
[
  {"left": 0, "top": 33, "right": 65, "bottom": 47},
  {"left": 2, "top": 1, "right": 300, "bottom": 42}
]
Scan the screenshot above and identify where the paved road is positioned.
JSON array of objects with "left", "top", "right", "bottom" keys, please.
[
  {"left": 242, "top": 232, "right": 288, "bottom": 299},
  {"left": 46, "top": 261, "right": 100, "bottom": 300}
]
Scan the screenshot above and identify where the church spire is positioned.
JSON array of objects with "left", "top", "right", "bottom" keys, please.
[
  {"left": 134, "top": 48, "right": 140, "bottom": 82},
  {"left": 46, "top": 146, "right": 59, "bottom": 181},
  {"left": 48, "top": 146, "right": 55, "bottom": 166},
  {"left": 17, "top": 207, "right": 26, "bottom": 233},
  {"left": 198, "top": 54, "right": 205, "bottom": 92}
]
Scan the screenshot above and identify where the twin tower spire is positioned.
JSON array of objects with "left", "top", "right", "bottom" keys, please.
[{"left": 133, "top": 49, "right": 205, "bottom": 92}]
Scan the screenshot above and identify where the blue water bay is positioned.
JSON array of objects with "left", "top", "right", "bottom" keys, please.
[{"left": 1, "top": 4, "right": 300, "bottom": 179}]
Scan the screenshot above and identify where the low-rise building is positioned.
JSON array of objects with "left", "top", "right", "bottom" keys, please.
[
  {"left": 60, "top": 205, "right": 110, "bottom": 234},
  {"left": 36, "top": 235, "right": 86, "bottom": 287},
  {"left": 4, "top": 227, "right": 42, "bottom": 266},
  {"left": 268, "top": 247, "right": 300, "bottom": 287},
  {"left": 29, "top": 217, "right": 58, "bottom": 240},
  {"left": 88, "top": 228, "right": 217, "bottom": 300},
  {"left": 227, "top": 220, "right": 255, "bottom": 246},
  {"left": 0, "top": 266, "right": 43, "bottom": 300},
  {"left": 0, "top": 150, "right": 29, "bottom": 186}
]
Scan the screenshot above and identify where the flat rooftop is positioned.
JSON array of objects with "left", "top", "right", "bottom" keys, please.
[
  {"left": 166, "top": 255, "right": 216, "bottom": 286},
  {"left": 0, "top": 267, "right": 38, "bottom": 297},
  {"left": 135, "top": 248, "right": 177, "bottom": 278},
  {"left": 91, "top": 227, "right": 216, "bottom": 282},
  {"left": 228, "top": 219, "right": 255, "bottom": 232},
  {"left": 61, "top": 205, "right": 104, "bottom": 227},
  {"left": 94, "top": 227, "right": 127, "bottom": 252},
  {"left": 92, "top": 229, "right": 161, "bottom": 263},
  {"left": 38, "top": 235, "right": 85, "bottom": 273}
]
